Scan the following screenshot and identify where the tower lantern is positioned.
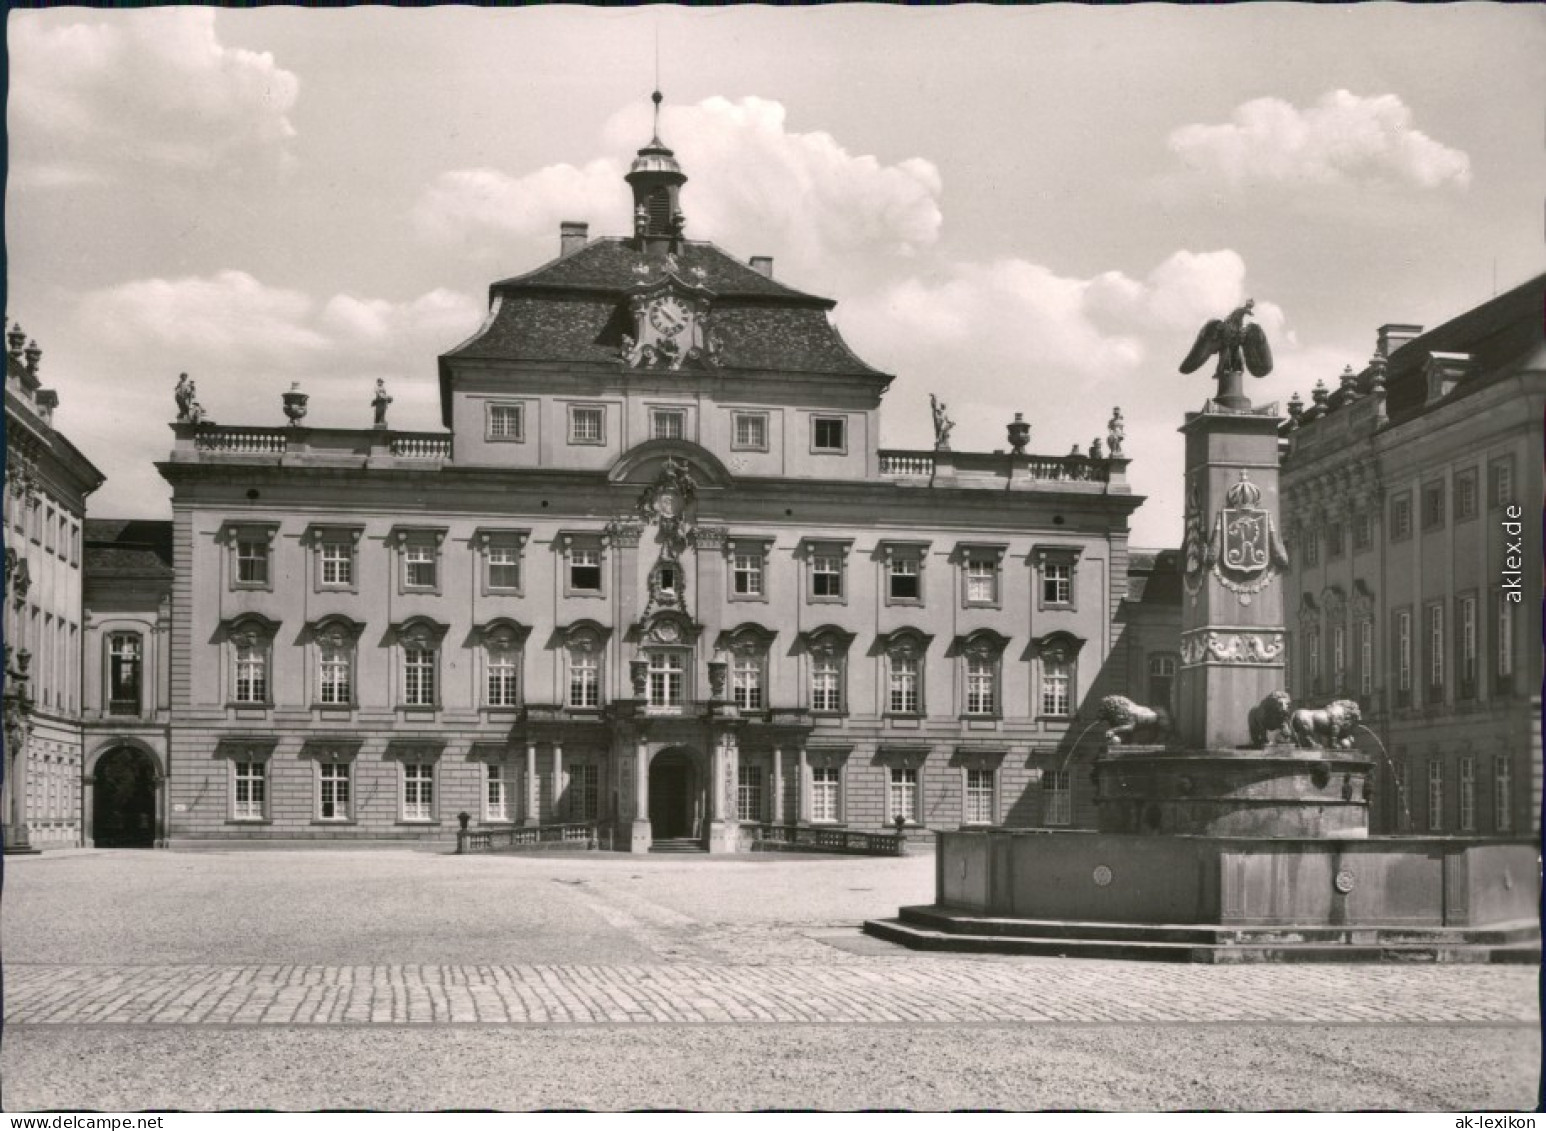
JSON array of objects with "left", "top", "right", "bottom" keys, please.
[{"left": 625, "top": 90, "right": 688, "bottom": 250}]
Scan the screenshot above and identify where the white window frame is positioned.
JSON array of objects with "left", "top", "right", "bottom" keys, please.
[
  {"left": 1391, "top": 493, "right": 1412, "bottom": 540},
  {"left": 811, "top": 415, "right": 847, "bottom": 454},
  {"left": 1359, "top": 619, "right": 1374, "bottom": 698},
  {"left": 1427, "top": 602, "right": 1444, "bottom": 697},
  {"left": 1040, "top": 657, "right": 1072, "bottom": 718},
  {"left": 888, "top": 652, "right": 922, "bottom": 715},
  {"left": 318, "top": 760, "right": 352, "bottom": 822},
  {"left": 732, "top": 552, "right": 764, "bottom": 598},
  {"left": 1043, "top": 769, "right": 1072, "bottom": 827},
  {"left": 647, "top": 650, "right": 686, "bottom": 709},
  {"left": 1458, "top": 756, "right": 1476, "bottom": 833},
  {"left": 810, "top": 552, "right": 845, "bottom": 602},
  {"left": 487, "top": 544, "right": 521, "bottom": 592},
  {"left": 737, "top": 763, "right": 764, "bottom": 822},
  {"left": 107, "top": 631, "right": 143, "bottom": 716},
  {"left": 320, "top": 540, "right": 354, "bottom": 588},
  {"left": 1496, "top": 597, "right": 1514, "bottom": 679},
  {"left": 571, "top": 763, "right": 601, "bottom": 821},
  {"left": 568, "top": 648, "right": 601, "bottom": 709},
  {"left": 888, "top": 555, "right": 922, "bottom": 604},
  {"left": 1147, "top": 653, "right": 1178, "bottom": 714},
  {"left": 1493, "top": 754, "right": 1513, "bottom": 833},
  {"left": 487, "top": 402, "right": 525, "bottom": 442},
  {"left": 403, "top": 644, "right": 438, "bottom": 708},
  {"left": 318, "top": 636, "right": 354, "bottom": 707},
  {"left": 568, "top": 404, "right": 606, "bottom": 445},
  {"left": 1042, "top": 561, "right": 1072, "bottom": 605},
  {"left": 234, "top": 538, "right": 271, "bottom": 589},
  {"left": 732, "top": 652, "right": 764, "bottom": 711},
  {"left": 811, "top": 655, "right": 843, "bottom": 713},
  {"left": 402, "top": 761, "right": 437, "bottom": 823},
  {"left": 486, "top": 640, "right": 521, "bottom": 708},
  {"left": 565, "top": 543, "right": 605, "bottom": 596},
  {"left": 1455, "top": 469, "right": 1478, "bottom": 521},
  {"left": 233, "top": 638, "right": 270, "bottom": 706},
  {"left": 1396, "top": 610, "right": 1412, "bottom": 695},
  {"left": 233, "top": 759, "right": 268, "bottom": 822},
  {"left": 650, "top": 407, "right": 687, "bottom": 441},
  {"left": 964, "top": 768, "right": 995, "bottom": 825},
  {"left": 888, "top": 767, "right": 919, "bottom": 825},
  {"left": 1427, "top": 759, "right": 1444, "bottom": 832},
  {"left": 731, "top": 411, "right": 768, "bottom": 452},
  {"left": 965, "top": 559, "right": 999, "bottom": 607},
  {"left": 811, "top": 765, "right": 840, "bottom": 824},
  {"left": 404, "top": 543, "right": 437, "bottom": 591},
  {"left": 486, "top": 762, "right": 512, "bottom": 823},
  {"left": 966, "top": 655, "right": 998, "bottom": 718}
]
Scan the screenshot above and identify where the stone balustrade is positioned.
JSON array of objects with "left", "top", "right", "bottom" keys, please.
[
  {"left": 390, "top": 434, "right": 453, "bottom": 459},
  {"left": 194, "top": 427, "right": 288, "bottom": 454},
  {"left": 878, "top": 449, "right": 1119, "bottom": 486}
]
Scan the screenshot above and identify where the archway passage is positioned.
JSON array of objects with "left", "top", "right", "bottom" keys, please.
[
  {"left": 93, "top": 747, "right": 157, "bottom": 848},
  {"left": 648, "top": 750, "right": 698, "bottom": 842}
]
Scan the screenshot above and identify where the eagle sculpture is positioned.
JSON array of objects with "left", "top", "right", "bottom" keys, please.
[{"left": 1180, "top": 299, "right": 1274, "bottom": 382}]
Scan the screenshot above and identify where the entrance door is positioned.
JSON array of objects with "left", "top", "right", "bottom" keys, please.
[
  {"left": 93, "top": 747, "right": 157, "bottom": 848},
  {"left": 648, "top": 752, "right": 695, "bottom": 840}
]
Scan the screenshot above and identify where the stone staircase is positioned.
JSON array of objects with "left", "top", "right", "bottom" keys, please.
[{"left": 649, "top": 838, "right": 708, "bottom": 854}]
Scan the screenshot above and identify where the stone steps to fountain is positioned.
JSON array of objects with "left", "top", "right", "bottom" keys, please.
[{"left": 861, "top": 905, "right": 1542, "bottom": 964}]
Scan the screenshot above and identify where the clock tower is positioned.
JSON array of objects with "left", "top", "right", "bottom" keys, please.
[{"left": 625, "top": 90, "right": 688, "bottom": 252}]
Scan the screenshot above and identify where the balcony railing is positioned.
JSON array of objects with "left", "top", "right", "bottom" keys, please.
[
  {"left": 877, "top": 449, "right": 1112, "bottom": 484},
  {"left": 455, "top": 822, "right": 598, "bottom": 854},
  {"left": 195, "top": 427, "right": 287, "bottom": 454},
  {"left": 747, "top": 823, "right": 907, "bottom": 856},
  {"left": 390, "top": 433, "right": 452, "bottom": 459}
]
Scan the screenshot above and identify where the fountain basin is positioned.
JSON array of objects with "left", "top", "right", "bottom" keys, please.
[
  {"left": 863, "top": 828, "right": 1541, "bottom": 962},
  {"left": 1093, "top": 745, "right": 1373, "bottom": 838}
]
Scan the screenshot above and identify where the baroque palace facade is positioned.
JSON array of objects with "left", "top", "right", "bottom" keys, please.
[
  {"left": 3, "top": 323, "right": 106, "bottom": 851},
  {"left": 1280, "top": 273, "right": 1544, "bottom": 836},
  {"left": 152, "top": 116, "right": 1168, "bottom": 851}
]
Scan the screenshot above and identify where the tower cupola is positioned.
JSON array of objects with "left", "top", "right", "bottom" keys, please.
[{"left": 625, "top": 90, "right": 688, "bottom": 250}]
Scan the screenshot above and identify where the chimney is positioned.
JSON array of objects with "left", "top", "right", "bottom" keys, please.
[
  {"left": 750, "top": 256, "right": 774, "bottom": 278},
  {"left": 1377, "top": 323, "right": 1423, "bottom": 357},
  {"left": 560, "top": 221, "right": 589, "bottom": 257}
]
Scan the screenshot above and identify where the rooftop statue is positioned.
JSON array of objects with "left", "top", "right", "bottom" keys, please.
[
  {"left": 1180, "top": 299, "right": 1273, "bottom": 408},
  {"left": 929, "top": 394, "right": 954, "bottom": 451}
]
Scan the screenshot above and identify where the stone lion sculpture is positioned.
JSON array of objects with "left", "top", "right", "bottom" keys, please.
[
  {"left": 1098, "top": 695, "right": 1173, "bottom": 746},
  {"left": 1247, "top": 691, "right": 1294, "bottom": 748},
  {"left": 1289, "top": 699, "right": 1361, "bottom": 750}
]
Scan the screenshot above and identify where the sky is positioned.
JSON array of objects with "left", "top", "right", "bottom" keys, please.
[{"left": 7, "top": 4, "right": 1544, "bottom": 546}]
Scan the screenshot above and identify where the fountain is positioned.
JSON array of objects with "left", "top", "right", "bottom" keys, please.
[{"left": 866, "top": 304, "right": 1540, "bottom": 963}]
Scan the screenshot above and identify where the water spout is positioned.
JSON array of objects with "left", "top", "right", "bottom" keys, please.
[
  {"left": 1355, "top": 724, "right": 1410, "bottom": 831},
  {"left": 1057, "top": 719, "right": 1107, "bottom": 774}
]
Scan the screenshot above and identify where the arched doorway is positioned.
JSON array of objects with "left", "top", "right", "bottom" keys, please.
[
  {"left": 93, "top": 746, "right": 157, "bottom": 848},
  {"left": 648, "top": 749, "right": 701, "bottom": 842}
]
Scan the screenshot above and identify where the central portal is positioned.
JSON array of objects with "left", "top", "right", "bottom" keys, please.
[{"left": 648, "top": 749, "right": 700, "bottom": 841}]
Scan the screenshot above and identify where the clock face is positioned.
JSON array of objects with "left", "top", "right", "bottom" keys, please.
[{"left": 647, "top": 296, "right": 690, "bottom": 339}]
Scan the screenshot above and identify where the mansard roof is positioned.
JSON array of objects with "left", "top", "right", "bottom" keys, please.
[{"left": 443, "top": 237, "right": 887, "bottom": 380}]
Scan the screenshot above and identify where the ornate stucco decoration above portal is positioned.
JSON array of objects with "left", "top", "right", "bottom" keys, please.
[
  {"left": 632, "top": 457, "right": 700, "bottom": 623},
  {"left": 1209, "top": 471, "right": 1289, "bottom": 606},
  {"left": 620, "top": 278, "right": 724, "bottom": 370}
]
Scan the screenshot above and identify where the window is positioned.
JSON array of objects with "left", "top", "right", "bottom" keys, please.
[
  {"left": 404, "top": 543, "right": 436, "bottom": 590},
  {"left": 486, "top": 636, "right": 521, "bottom": 708},
  {"left": 1043, "top": 562, "right": 1072, "bottom": 604},
  {"left": 569, "top": 405, "right": 605, "bottom": 445},
  {"left": 737, "top": 765, "right": 764, "bottom": 822},
  {"left": 1353, "top": 511, "right": 1373, "bottom": 552},
  {"left": 811, "top": 766, "right": 840, "bottom": 823},
  {"left": 233, "top": 633, "right": 269, "bottom": 705},
  {"left": 650, "top": 409, "right": 686, "bottom": 441},
  {"left": 964, "top": 655, "right": 1001, "bottom": 716},
  {"left": 571, "top": 764, "right": 600, "bottom": 821},
  {"left": 732, "top": 652, "right": 763, "bottom": 711},
  {"left": 965, "top": 769, "right": 995, "bottom": 825},
  {"left": 397, "top": 625, "right": 443, "bottom": 708},
  {"left": 108, "top": 633, "right": 142, "bottom": 715},
  {"left": 1395, "top": 610, "right": 1412, "bottom": 703},
  {"left": 486, "top": 763, "right": 510, "bottom": 822},
  {"left": 731, "top": 412, "right": 768, "bottom": 451},
  {"left": 1148, "top": 654, "right": 1177, "bottom": 714},
  {"left": 966, "top": 560, "right": 998, "bottom": 605},
  {"left": 318, "top": 632, "right": 354, "bottom": 706},
  {"left": 1421, "top": 481, "right": 1445, "bottom": 530},
  {"left": 1306, "top": 626, "right": 1321, "bottom": 693},
  {"left": 1303, "top": 531, "right": 1319, "bottom": 567},
  {"left": 732, "top": 551, "right": 764, "bottom": 598},
  {"left": 888, "top": 651, "right": 921, "bottom": 715},
  {"left": 487, "top": 403, "right": 524, "bottom": 441},
  {"left": 1458, "top": 756, "right": 1476, "bottom": 833},
  {"left": 568, "top": 649, "right": 600, "bottom": 708},
  {"left": 1488, "top": 457, "right": 1513, "bottom": 510},
  {"left": 567, "top": 545, "right": 603, "bottom": 594},
  {"left": 1042, "top": 770, "right": 1072, "bottom": 826},
  {"left": 1332, "top": 625, "right": 1346, "bottom": 693},
  {"left": 812, "top": 655, "right": 843, "bottom": 713},
  {"left": 1496, "top": 597, "right": 1515, "bottom": 682},
  {"left": 647, "top": 651, "right": 685, "bottom": 709},
  {"left": 811, "top": 552, "right": 844, "bottom": 601},
  {"left": 1426, "top": 603, "right": 1444, "bottom": 703},
  {"left": 812, "top": 416, "right": 846, "bottom": 453},
  {"left": 403, "top": 763, "right": 435, "bottom": 822},
  {"left": 1493, "top": 754, "right": 1513, "bottom": 833},
  {"left": 1391, "top": 494, "right": 1412, "bottom": 540},
  {"left": 478, "top": 533, "right": 528, "bottom": 594},
  {"left": 1426, "top": 759, "right": 1444, "bottom": 832},
  {"left": 234, "top": 760, "right": 266, "bottom": 821},
  {"left": 1359, "top": 620, "right": 1374, "bottom": 698},
  {"left": 1041, "top": 655, "right": 1073, "bottom": 717},
  {"left": 320, "top": 540, "right": 354, "bottom": 588},
  {"left": 1455, "top": 470, "right": 1478, "bottom": 521},
  {"left": 1326, "top": 522, "right": 1344, "bottom": 560},
  {"left": 319, "top": 762, "right": 351, "bottom": 821},
  {"left": 236, "top": 539, "right": 270, "bottom": 587},
  {"left": 888, "top": 768, "right": 919, "bottom": 824},
  {"left": 888, "top": 556, "right": 921, "bottom": 603},
  {"left": 1458, "top": 595, "right": 1477, "bottom": 698}
]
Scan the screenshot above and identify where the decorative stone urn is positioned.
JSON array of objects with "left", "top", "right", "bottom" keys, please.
[
  {"left": 282, "top": 382, "right": 309, "bottom": 427},
  {"left": 1006, "top": 412, "right": 1031, "bottom": 455}
]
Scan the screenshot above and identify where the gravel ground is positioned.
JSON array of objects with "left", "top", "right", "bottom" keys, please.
[{"left": 4, "top": 1024, "right": 1537, "bottom": 1111}]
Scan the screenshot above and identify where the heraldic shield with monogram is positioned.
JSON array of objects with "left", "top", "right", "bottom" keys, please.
[{"left": 1183, "top": 469, "right": 1289, "bottom": 606}]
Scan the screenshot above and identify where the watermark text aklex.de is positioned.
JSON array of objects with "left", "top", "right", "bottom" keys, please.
[{"left": 1500, "top": 504, "right": 1524, "bottom": 603}]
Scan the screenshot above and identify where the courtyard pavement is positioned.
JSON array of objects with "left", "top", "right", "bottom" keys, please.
[{"left": 2, "top": 847, "right": 1540, "bottom": 1110}]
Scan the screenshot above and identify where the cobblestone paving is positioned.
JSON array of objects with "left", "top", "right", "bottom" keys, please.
[{"left": 6, "top": 960, "right": 1536, "bottom": 1026}]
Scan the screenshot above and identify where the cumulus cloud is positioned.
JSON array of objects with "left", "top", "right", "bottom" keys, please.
[
  {"left": 412, "top": 95, "right": 942, "bottom": 282},
  {"left": 76, "top": 271, "right": 483, "bottom": 428},
  {"left": 1169, "top": 90, "right": 1470, "bottom": 189},
  {"left": 8, "top": 9, "right": 299, "bottom": 183}
]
